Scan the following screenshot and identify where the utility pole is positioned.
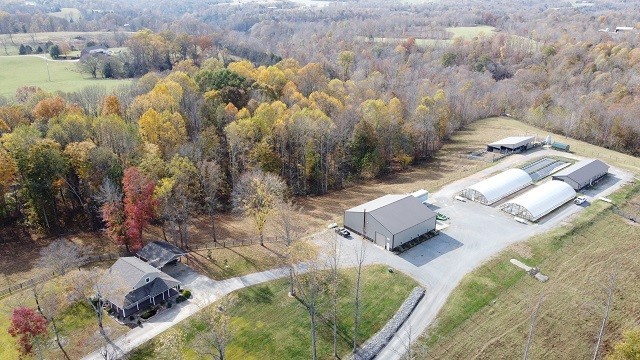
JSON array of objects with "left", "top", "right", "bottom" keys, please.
[{"left": 45, "top": 57, "right": 51, "bottom": 82}]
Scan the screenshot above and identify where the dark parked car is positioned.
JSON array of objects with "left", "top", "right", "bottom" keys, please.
[{"left": 335, "top": 227, "right": 350, "bottom": 237}]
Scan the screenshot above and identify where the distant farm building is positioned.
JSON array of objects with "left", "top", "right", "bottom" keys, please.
[
  {"left": 551, "top": 142, "right": 570, "bottom": 152},
  {"left": 500, "top": 180, "right": 576, "bottom": 221},
  {"left": 343, "top": 195, "right": 436, "bottom": 250},
  {"left": 615, "top": 26, "right": 634, "bottom": 32},
  {"left": 487, "top": 136, "right": 535, "bottom": 153},
  {"left": 460, "top": 169, "right": 532, "bottom": 205},
  {"left": 551, "top": 159, "right": 609, "bottom": 190}
]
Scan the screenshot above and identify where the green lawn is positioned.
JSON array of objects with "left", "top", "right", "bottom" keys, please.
[
  {"left": 0, "top": 56, "right": 132, "bottom": 98},
  {"left": 418, "top": 183, "right": 640, "bottom": 359},
  {"left": 0, "top": 272, "right": 128, "bottom": 360},
  {"left": 129, "top": 265, "right": 419, "bottom": 360}
]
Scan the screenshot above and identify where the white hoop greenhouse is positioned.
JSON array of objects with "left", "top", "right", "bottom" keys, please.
[
  {"left": 460, "top": 168, "right": 532, "bottom": 205},
  {"left": 500, "top": 180, "right": 576, "bottom": 221}
]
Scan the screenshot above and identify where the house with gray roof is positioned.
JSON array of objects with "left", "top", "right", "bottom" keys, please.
[
  {"left": 343, "top": 194, "right": 437, "bottom": 250},
  {"left": 552, "top": 159, "right": 609, "bottom": 190},
  {"left": 101, "top": 257, "right": 181, "bottom": 318}
]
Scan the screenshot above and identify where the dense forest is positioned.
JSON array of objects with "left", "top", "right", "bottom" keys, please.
[{"left": 1, "top": 0, "right": 640, "bottom": 244}]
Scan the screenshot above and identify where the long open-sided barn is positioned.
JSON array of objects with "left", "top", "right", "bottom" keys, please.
[
  {"left": 551, "top": 159, "right": 609, "bottom": 190},
  {"left": 486, "top": 136, "right": 535, "bottom": 153},
  {"left": 460, "top": 168, "right": 532, "bottom": 205},
  {"left": 343, "top": 194, "right": 436, "bottom": 250},
  {"left": 500, "top": 180, "right": 576, "bottom": 221}
]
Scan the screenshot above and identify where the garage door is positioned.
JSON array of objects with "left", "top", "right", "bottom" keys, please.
[{"left": 375, "top": 232, "right": 386, "bottom": 247}]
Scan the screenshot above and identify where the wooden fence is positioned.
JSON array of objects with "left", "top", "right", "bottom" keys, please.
[
  {"left": 186, "top": 236, "right": 282, "bottom": 251},
  {"left": 0, "top": 236, "right": 284, "bottom": 299},
  {"left": 0, "top": 252, "right": 126, "bottom": 300}
]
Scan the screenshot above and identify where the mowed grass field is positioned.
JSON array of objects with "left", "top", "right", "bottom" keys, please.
[
  {"left": 129, "top": 265, "right": 418, "bottom": 360},
  {"left": 0, "top": 31, "right": 131, "bottom": 56},
  {"left": 47, "top": 8, "right": 83, "bottom": 22},
  {"left": 0, "top": 56, "right": 132, "bottom": 98},
  {"left": 358, "top": 25, "right": 496, "bottom": 48},
  {"left": 0, "top": 270, "right": 128, "bottom": 360},
  {"left": 418, "top": 183, "right": 640, "bottom": 359}
]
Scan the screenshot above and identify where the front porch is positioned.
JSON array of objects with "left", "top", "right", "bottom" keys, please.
[{"left": 109, "top": 287, "right": 180, "bottom": 319}]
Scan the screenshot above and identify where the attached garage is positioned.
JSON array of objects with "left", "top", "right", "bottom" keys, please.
[
  {"left": 500, "top": 180, "right": 576, "bottom": 221},
  {"left": 552, "top": 159, "right": 608, "bottom": 190},
  {"left": 343, "top": 195, "right": 437, "bottom": 250},
  {"left": 460, "top": 168, "right": 532, "bottom": 205}
]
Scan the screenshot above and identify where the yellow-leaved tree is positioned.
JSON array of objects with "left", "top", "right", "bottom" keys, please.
[{"left": 138, "top": 109, "right": 187, "bottom": 159}]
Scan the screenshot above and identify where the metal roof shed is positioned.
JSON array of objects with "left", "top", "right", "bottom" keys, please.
[
  {"left": 461, "top": 168, "right": 532, "bottom": 205},
  {"left": 551, "top": 159, "right": 608, "bottom": 190},
  {"left": 344, "top": 195, "right": 436, "bottom": 250},
  {"left": 487, "top": 136, "right": 534, "bottom": 152},
  {"left": 500, "top": 180, "right": 576, "bottom": 221}
]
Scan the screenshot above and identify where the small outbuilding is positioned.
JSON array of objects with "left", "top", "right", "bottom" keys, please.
[
  {"left": 460, "top": 168, "right": 532, "bottom": 205},
  {"left": 137, "top": 241, "right": 188, "bottom": 269},
  {"left": 551, "top": 142, "right": 570, "bottom": 152},
  {"left": 343, "top": 195, "right": 437, "bottom": 250},
  {"left": 551, "top": 159, "right": 609, "bottom": 190},
  {"left": 487, "top": 136, "right": 535, "bottom": 153},
  {"left": 500, "top": 180, "right": 576, "bottom": 221}
]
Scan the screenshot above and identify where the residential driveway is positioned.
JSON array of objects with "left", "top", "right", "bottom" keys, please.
[{"left": 81, "top": 264, "right": 290, "bottom": 360}]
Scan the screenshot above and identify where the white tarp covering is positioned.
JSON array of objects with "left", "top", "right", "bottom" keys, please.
[
  {"left": 501, "top": 180, "right": 576, "bottom": 221},
  {"left": 461, "top": 168, "right": 532, "bottom": 205}
]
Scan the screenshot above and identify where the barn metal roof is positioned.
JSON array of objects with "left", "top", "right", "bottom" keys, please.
[
  {"left": 552, "top": 159, "right": 608, "bottom": 186},
  {"left": 346, "top": 195, "right": 436, "bottom": 235},
  {"left": 502, "top": 180, "right": 576, "bottom": 221},
  {"left": 466, "top": 168, "right": 532, "bottom": 204},
  {"left": 488, "top": 136, "right": 534, "bottom": 148}
]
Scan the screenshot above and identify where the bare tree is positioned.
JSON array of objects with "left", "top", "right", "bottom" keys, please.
[
  {"left": 193, "top": 296, "right": 236, "bottom": 360},
  {"left": 68, "top": 269, "right": 123, "bottom": 338},
  {"left": 323, "top": 231, "right": 342, "bottom": 358},
  {"left": 232, "top": 169, "right": 287, "bottom": 246},
  {"left": 38, "top": 238, "right": 85, "bottom": 276},
  {"left": 353, "top": 232, "right": 367, "bottom": 353},
  {"left": 273, "top": 199, "right": 303, "bottom": 295},
  {"left": 32, "top": 283, "right": 71, "bottom": 360},
  {"left": 593, "top": 268, "right": 618, "bottom": 360},
  {"left": 198, "top": 160, "right": 222, "bottom": 243},
  {"left": 403, "top": 326, "right": 414, "bottom": 360},
  {"left": 523, "top": 293, "right": 545, "bottom": 360},
  {"left": 294, "top": 256, "right": 324, "bottom": 360}
]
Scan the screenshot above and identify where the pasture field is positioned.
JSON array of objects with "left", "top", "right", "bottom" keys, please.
[
  {"left": 0, "top": 56, "right": 132, "bottom": 98},
  {"left": 0, "top": 31, "right": 131, "bottom": 56},
  {"left": 129, "top": 265, "right": 418, "bottom": 360},
  {"left": 417, "top": 183, "right": 640, "bottom": 359},
  {"left": 47, "top": 7, "right": 83, "bottom": 22},
  {"left": 446, "top": 25, "right": 496, "bottom": 39}
]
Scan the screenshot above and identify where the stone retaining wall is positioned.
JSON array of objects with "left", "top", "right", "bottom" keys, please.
[{"left": 350, "top": 286, "right": 426, "bottom": 360}]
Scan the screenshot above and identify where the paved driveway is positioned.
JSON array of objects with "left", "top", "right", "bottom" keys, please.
[{"left": 81, "top": 264, "right": 289, "bottom": 360}]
